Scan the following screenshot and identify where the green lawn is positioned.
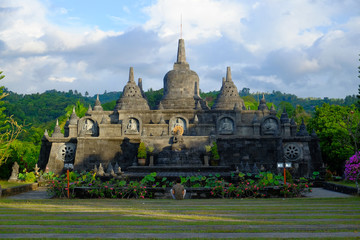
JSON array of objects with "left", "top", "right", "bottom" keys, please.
[
  {"left": 0, "top": 197, "right": 359, "bottom": 239},
  {"left": 0, "top": 180, "right": 27, "bottom": 189},
  {"left": 329, "top": 181, "right": 357, "bottom": 188}
]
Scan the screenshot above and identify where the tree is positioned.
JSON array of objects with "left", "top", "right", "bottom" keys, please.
[
  {"left": 293, "top": 105, "right": 311, "bottom": 126},
  {"left": 357, "top": 54, "right": 360, "bottom": 107},
  {"left": 240, "top": 87, "right": 250, "bottom": 96},
  {"left": 308, "top": 103, "right": 359, "bottom": 174},
  {"left": 0, "top": 71, "right": 24, "bottom": 171},
  {"left": 276, "top": 102, "right": 295, "bottom": 119}
]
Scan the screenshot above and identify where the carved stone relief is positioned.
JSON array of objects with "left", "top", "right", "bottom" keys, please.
[
  {"left": 58, "top": 143, "right": 76, "bottom": 163},
  {"left": 219, "top": 117, "right": 234, "bottom": 135},
  {"left": 261, "top": 117, "right": 279, "bottom": 135},
  {"left": 284, "top": 143, "right": 302, "bottom": 161}
]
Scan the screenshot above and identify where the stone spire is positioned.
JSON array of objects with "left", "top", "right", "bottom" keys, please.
[
  {"left": 52, "top": 119, "right": 64, "bottom": 138},
  {"left": 280, "top": 107, "right": 290, "bottom": 124},
  {"left": 69, "top": 106, "right": 79, "bottom": 125},
  {"left": 42, "top": 129, "right": 49, "bottom": 140},
  {"left": 159, "top": 38, "right": 203, "bottom": 109},
  {"left": 176, "top": 39, "right": 187, "bottom": 64},
  {"left": 258, "top": 94, "right": 269, "bottom": 111},
  {"left": 297, "top": 119, "right": 309, "bottom": 136},
  {"left": 212, "top": 67, "right": 245, "bottom": 110},
  {"left": 86, "top": 104, "right": 92, "bottom": 116},
  {"left": 226, "top": 66, "right": 232, "bottom": 82},
  {"left": 93, "top": 94, "right": 103, "bottom": 111},
  {"left": 114, "top": 67, "right": 150, "bottom": 110},
  {"left": 129, "top": 67, "right": 135, "bottom": 82}
]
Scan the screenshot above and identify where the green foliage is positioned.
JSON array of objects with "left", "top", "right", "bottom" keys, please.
[
  {"left": 18, "top": 171, "right": 36, "bottom": 183},
  {"left": 137, "top": 142, "right": 147, "bottom": 159},
  {"left": 293, "top": 104, "right": 311, "bottom": 126},
  {"left": 308, "top": 103, "right": 359, "bottom": 173},
  {"left": 47, "top": 171, "right": 311, "bottom": 199},
  {"left": 276, "top": 101, "right": 295, "bottom": 118},
  {"left": 211, "top": 141, "right": 220, "bottom": 160},
  {"left": 200, "top": 90, "right": 219, "bottom": 108},
  {"left": 145, "top": 88, "right": 163, "bottom": 109},
  {"left": 242, "top": 95, "right": 258, "bottom": 110},
  {"left": 6, "top": 140, "right": 39, "bottom": 174},
  {"left": 102, "top": 100, "right": 116, "bottom": 111},
  {"left": 285, "top": 169, "right": 293, "bottom": 184}
]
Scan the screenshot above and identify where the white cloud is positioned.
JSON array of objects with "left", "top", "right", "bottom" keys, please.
[
  {"left": 143, "top": 0, "right": 247, "bottom": 41},
  {"left": 0, "top": 0, "right": 358, "bottom": 99},
  {"left": 49, "top": 76, "right": 76, "bottom": 83}
]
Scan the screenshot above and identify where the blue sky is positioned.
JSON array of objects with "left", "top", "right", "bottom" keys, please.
[{"left": 0, "top": 0, "right": 359, "bottom": 98}]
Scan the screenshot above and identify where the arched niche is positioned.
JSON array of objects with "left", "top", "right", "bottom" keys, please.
[
  {"left": 78, "top": 117, "right": 99, "bottom": 137},
  {"left": 169, "top": 116, "right": 188, "bottom": 135},
  {"left": 217, "top": 115, "right": 235, "bottom": 135},
  {"left": 123, "top": 117, "right": 142, "bottom": 136},
  {"left": 260, "top": 116, "right": 280, "bottom": 136}
]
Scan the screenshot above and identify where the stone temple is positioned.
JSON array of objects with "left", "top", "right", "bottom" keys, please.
[{"left": 38, "top": 39, "right": 323, "bottom": 178}]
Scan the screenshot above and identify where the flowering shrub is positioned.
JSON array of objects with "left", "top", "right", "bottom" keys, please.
[
  {"left": 47, "top": 171, "right": 312, "bottom": 199},
  {"left": 344, "top": 153, "right": 360, "bottom": 181},
  {"left": 280, "top": 182, "right": 312, "bottom": 197}
]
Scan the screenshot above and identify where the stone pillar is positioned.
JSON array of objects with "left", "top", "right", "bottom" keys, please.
[
  {"left": 283, "top": 123, "right": 291, "bottom": 137},
  {"left": 68, "top": 125, "right": 78, "bottom": 138},
  {"left": 149, "top": 155, "right": 154, "bottom": 166},
  {"left": 204, "top": 155, "right": 209, "bottom": 166},
  {"left": 253, "top": 123, "right": 260, "bottom": 136}
]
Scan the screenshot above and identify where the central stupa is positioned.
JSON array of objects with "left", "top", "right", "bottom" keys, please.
[{"left": 160, "top": 39, "right": 204, "bottom": 109}]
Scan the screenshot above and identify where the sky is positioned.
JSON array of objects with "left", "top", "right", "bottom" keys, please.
[{"left": 0, "top": 0, "right": 359, "bottom": 99}]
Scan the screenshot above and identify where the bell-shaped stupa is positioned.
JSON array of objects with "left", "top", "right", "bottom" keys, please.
[
  {"left": 212, "top": 67, "right": 245, "bottom": 110},
  {"left": 114, "top": 67, "right": 150, "bottom": 110},
  {"left": 159, "top": 39, "right": 203, "bottom": 109}
]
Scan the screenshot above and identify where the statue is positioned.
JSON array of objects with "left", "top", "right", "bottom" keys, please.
[
  {"left": 262, "top": 118, "right": 278, "bottom": 135},
  {"left": 80, "top": 119, "right": 96, "bottom": 136},
  {"left": 219, "top": 118, "right": 233, "bottom": 133},
  {"left": 125, "top": 118, "right": 139, "bottom": 134},
  {"left": 171, "top": 118, "right": 185, "bottom": 134},
  {"left": 171, "top": 127, "right": 185, "bottom": 151},
  {"left": 8, "top": 162, "right": 19, "bottom": 182}
]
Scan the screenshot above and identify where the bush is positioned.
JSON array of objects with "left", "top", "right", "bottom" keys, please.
[
  {"left": 344, "top": 153, "right": 360, "bottom": 181},
  {"left": 47, "top": 171, "right": 312, "bottom": 199},
  {"left": 211, "top": 141, "right": 220, "bottom": 160},
  {"left": 137, "top": 142, "right": 147, "bottom": 159}
]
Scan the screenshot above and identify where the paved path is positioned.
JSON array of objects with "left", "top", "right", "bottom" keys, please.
[
  {"left": 4, "top": 187, "right": 353, "bottom": 200},
  {"left": 304, "top": 187, "right": 353, "bottom": 198},
  {"left": 6, "top": 187, "right": 53, "bottom": 199}
]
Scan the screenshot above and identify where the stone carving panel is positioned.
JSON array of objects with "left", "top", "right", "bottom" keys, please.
[
  {"left": 58, "top": 143, "right": 76, "bottom": 163},
  {"left": 261, "top": 117, "right": 279, "bottom": 135},
  {"left": 218, "top": 117, "right": 234, "bottom": 135},
  {"left": 284, "top": 143, "right": 302, "bottom": 161},
  {"left": 125, "top": 118, "right": 139, "bottom": 135}
]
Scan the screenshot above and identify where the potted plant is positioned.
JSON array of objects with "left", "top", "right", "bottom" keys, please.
[
  {"left": 210, "top": 141, "right": 220, "bottom": 166},
  {"left": 137, "top": 142, "right": 147, "bottom": 166}
]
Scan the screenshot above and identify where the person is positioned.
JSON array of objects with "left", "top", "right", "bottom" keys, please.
[{"left": 170, "top": 177, "right": 186, "bottom": 200}]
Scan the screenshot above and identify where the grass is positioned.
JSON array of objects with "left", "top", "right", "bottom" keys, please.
[
  {"left": 0, "top": 180, "right": 28, "bottom": 189},
  {"left": 329, "top": 180, "right": 357, "bottom": 188},
  {"left": 0, "top": 197, "right": 359, "bottom": 239}
]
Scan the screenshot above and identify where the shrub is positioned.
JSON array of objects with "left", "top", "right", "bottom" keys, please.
[
  {"left": 344, "top": 153, "right": 360, "bottom": 181},
  {"left": 137, "top": 142, "right": 147, "bottom": 159},
  {"left": 211, "top": 141, "right": 220, "bottom": 160}
]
